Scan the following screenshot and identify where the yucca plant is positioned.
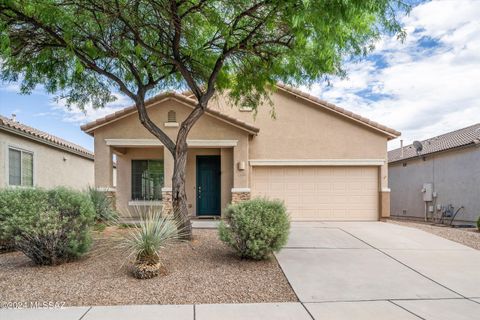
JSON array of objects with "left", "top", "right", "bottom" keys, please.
[
  {"left": 118, "top": 208, "right": 183, "bottom": 279},
  {"left": 87, "top": 186, "right": 117, "bottom": 222}
]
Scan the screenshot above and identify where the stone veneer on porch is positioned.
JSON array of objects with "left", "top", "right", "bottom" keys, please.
[
  {"left": 161, "top": 187, "right": 174, "bottom": 216},
  {"left": 231, "top": 188, "right": 251, "bottom": 204}
]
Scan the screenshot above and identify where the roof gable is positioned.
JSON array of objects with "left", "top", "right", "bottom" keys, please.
[{"left": 81, "top": 93, "right": 259, "bottom": 135}]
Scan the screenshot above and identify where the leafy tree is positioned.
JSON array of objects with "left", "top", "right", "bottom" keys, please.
[{"left": 0, "top": 0, "right": 408, "bottom": 239}]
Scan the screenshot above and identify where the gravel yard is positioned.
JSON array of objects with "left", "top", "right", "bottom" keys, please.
[
  {"left": 388, "top": 219, "right": 480, "bottom": 250},
  {"left": 0, "top": 228, "right": 297, "bottom": 306}
]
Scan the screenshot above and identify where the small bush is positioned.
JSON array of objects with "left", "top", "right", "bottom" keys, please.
[
  {"left": 477, "top": 216, "right": 480, "bottom": 231},
  {"left": 0, "top": 187, "right": 95, "bottom": 265},
  {"left": 87, "top": 187, "right": 117, "bottom": 222},
  {"left": 218, "top": 198, "right": 290, "bottom": 260}
]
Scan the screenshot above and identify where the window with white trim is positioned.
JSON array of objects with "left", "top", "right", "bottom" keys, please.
[{"left": 8, "top": 148, "right": 33, "bottom": 186}]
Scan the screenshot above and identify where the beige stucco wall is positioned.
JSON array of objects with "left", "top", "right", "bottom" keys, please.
[
  {"left": 0, "top": 131, "right": 94, "bottom": 190},
  {"left": 90, "top": 89, "right": 393, "bottom": 218},
  {"left": 210, "top": 89, "right": 388, "bottom": 160},
  {"left": 92, "top": 100, "right": 245, "bottom": 216},
  {"left": 211, "top": 89, "right": 392, "bottom": 217}
]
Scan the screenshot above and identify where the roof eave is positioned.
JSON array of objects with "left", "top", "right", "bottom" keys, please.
[
  {"left": 0, "top": 124, "right": 94, "bottom": 160},
  {"left": 388, "top": 142, "right": 479, "bottom": 164},
  {"left": 81, "top": 94, "right": 260, "bottom": 135}
]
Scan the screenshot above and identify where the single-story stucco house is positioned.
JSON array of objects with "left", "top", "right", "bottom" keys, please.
[
  {"left": 389, "top": 123, "right": 480, "bottom": 224},
  {"left": 0, "top": 114, "right": 95, "bottom": 189},
  {"left": 81, "top": 84, "right": 400, "bottom": 221}
]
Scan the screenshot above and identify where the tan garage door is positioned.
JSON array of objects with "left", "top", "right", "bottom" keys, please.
[{"left": 251, "top": 166, "right": 379, "bottom": 221}]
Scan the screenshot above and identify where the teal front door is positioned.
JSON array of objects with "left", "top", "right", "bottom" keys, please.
[{"left": 196, "top": 155, "right": 221, "bottom": 216}]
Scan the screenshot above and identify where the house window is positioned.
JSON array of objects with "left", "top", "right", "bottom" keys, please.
[
  {"left": 8, "top": 148, "right": 33, "bottom": 186},
  {"left": 167, "top": 110, "right": 176, "bottom": 122},
  {"left": 131, "top": 160, "right": 164, "bottom": 200}
]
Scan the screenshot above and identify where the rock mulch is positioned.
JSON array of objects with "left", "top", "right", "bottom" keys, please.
[
  {"left": 0, "top": 228, "right": 297, "bottom": 306},
  {"left": 388, "top": 219, "right": 480, "bottom": 250}
]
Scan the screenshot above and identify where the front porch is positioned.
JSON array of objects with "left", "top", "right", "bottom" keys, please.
[{"left": 95, "top": 139, "right": 250, "bottom": 218}]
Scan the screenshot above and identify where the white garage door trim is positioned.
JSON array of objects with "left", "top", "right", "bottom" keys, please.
[
  {"left": 249, "top": 159, "right": 385, "bottom": 166},
  {"left": 251, "top": 166, "right": 379, "bottom": 221}
]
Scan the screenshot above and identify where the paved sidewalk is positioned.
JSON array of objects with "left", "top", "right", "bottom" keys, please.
[{"left": 0, "top": 303, "right": 312, "bottom": 320}]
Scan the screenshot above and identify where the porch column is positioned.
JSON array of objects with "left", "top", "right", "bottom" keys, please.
[
  {"left": 162, "top": 148, "right": 174, "bottom": 216},
  {"left": 220, "top": 148, "right": 234, "bottom": 214},
  {"left": 94, "top": 138, "right": 116, "bottom": 209},
  {"left": 379, "top": 161, "right": 391, "bottom": 218},
  {"left": 231, "top": 137, "right": 250, "bottom": 204}
]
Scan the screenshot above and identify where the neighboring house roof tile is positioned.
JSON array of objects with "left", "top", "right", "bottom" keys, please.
[
  {"left": 0, "top": 114, "right": 94, "bottom": 159},
  {"left": 388, "top": 123, "right": 480, "bottom": 163},
  {"left": 275, "top": 83, "right": 401, "bottom": 138},
  {"left": 80, "top": 92, "right": 260, "bottom": 135}
]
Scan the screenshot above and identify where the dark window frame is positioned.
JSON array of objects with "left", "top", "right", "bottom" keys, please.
[{"left": 131, "top": 159, "right": 164, "bottom": 201}]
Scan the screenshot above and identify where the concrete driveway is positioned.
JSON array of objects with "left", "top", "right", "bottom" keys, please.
[{"left": 276, "top": 221, "right": 480, "bottom": 319}]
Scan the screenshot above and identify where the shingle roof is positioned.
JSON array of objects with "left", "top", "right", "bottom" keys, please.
[
  {"left": 388, "top": 123, "right": 480, "bottom": 163},
  {"left": 0, "top": 115, "right": 94, "bottom": 159},
  {"left": 80, "top": 92, "right": 260, "bottom": 135},
  {"left": 275, "top": 83, "right": 400, "bottom": 138}
]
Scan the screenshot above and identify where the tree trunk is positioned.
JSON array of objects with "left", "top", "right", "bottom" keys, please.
[
  {"left": 136, "top": 97, "right": 206, "bottom": 240},
  {"left": 171, "top": 137, "right": 192, "bottom": 239},
  {"left": 170, "top": 106, "right": 205, "bottom": 240}
]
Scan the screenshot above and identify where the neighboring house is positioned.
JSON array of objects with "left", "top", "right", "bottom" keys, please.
[
  {"left": 81, "top": 84, "right": 400, "bottom": 220},
  {"left": 388, "top": 124, "right": 480, "bottom": 224},
  {"left": 0, "top": 114, "right": 95, "bottom": 190}
]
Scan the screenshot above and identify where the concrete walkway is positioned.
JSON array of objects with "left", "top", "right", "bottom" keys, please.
[
  {"left": 276, "top": 221, "right": 480, "bottom": 319},
  {"left": 2, "top": 221, "right": 480, "bottom": 319}
]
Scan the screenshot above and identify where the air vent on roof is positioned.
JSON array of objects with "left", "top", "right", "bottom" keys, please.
[{"left": 167, "top": 110, "right": 176, "bottom": 123}]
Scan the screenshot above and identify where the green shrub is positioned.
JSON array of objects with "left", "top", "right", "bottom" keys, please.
[
  {"left": 0, "top": 188, "right": 47, "bottom": 246},
  {"left": 218, "top": 198, "right": 290, "bottom": 260},
  {"left": 477, "top": 216, "right": 480, "bottom": 231},
  {"left": 87, "top": 187, "right": 117, "bottom": 222},
  {"left": 0, "top": 187, "right": 95, "bottom": 265}
]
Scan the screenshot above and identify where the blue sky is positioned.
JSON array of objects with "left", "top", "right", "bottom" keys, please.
[{"left": 1, "top": 0, "right": 480, "bottom": 151}]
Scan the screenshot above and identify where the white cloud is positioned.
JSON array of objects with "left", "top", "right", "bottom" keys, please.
[
  {"left": 0, "top": 82, "right": 21, "bottom": 92},
  {"left": 308, "top": 0, "right": 480, "bottom": 150},
  {"left": 51, "top": 93, "right": 131, "bottom": 124}
]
